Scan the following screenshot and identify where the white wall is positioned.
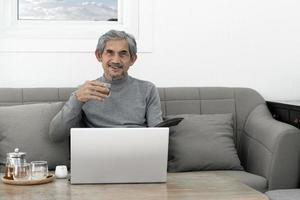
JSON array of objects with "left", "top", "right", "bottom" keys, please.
[{"left": 1, "top": 0, "right": 300, "bottom": 100}]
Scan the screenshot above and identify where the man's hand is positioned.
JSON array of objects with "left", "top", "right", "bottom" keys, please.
[{"left": 74, "top": 80, "right": 110, "bottom": 102}]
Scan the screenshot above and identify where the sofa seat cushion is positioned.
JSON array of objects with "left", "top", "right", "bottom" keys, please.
[
  {"left": 213, "top": 170, "right": 267, "bottom": 192},
  {"left": 265, "top": 189, "right": 300, "bottom": 200}
]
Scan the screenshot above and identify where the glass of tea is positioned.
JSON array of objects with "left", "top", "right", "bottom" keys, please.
[
  {"left": 102, "top": 82, "right": 111, "bottom": 97},
  {"left": 13, "top": 163, "right": 31, "bottom": 181},
  {"left": 31, "top": 161, "right": 48, "bottom": 180}
]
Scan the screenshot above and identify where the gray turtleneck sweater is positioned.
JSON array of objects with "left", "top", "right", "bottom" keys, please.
[{"left": 49, "top": 75, "right": 163, "bottom": 142}]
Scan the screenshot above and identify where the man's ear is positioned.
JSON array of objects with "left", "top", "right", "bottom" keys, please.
[
  {"left": 130, "top": 55, "right": 137, "bottom": 66},
  {"left": 95, "top": 50, "right": 102, "bottom": 62}
]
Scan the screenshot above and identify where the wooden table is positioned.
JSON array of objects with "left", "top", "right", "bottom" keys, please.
[{"left": 0, "top": 172, "right": 268, "bottom": 200}]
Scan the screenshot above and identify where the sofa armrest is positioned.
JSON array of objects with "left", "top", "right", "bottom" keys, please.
[{"left": 243, "top": 104, "right": 300, "bottom": 190}]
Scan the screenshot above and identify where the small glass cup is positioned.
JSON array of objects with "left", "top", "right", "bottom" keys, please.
[
  {"left": 13, "top": 163, "right": 31, "bottom": 181},
  {"left": 31, "top": 161, "right": 48, "bottom": 180},
  {"left": 102, "top": 82, "right": 111, "bottom": 97}
]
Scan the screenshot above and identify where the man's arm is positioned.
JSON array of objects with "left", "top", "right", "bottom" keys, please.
[
  {"left": 49, "top": 80, "right": 110, "bottom": 142},
  {"left": 49, "top": 93, "right": 84, "bottom": 143},
  {"left": 146, "top": 85, "right": 163, "bottom": 127}
]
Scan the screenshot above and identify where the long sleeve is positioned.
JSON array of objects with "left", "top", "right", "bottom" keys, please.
[
  {"left": 146, "top": 86, "right": 163, "bottom": 127},
  {"left": 49, "top": 93, "right": 84, "bottom": 143}
]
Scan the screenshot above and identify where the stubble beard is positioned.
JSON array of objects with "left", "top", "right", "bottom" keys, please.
[{"left": 108, "top": 66, "right": 127, "bottom": 80}]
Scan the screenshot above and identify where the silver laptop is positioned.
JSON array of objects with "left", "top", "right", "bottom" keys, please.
[{"left": 70, "top": 127, "right": 169, "bottom": 184}]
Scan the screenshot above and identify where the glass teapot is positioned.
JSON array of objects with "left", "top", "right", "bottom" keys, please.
[{"left": 4, "top": 148, "right": 26, "bottom": 180}]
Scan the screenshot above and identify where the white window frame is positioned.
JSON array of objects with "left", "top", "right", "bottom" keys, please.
[{"left": 0, "top": 0, "right": 153, "bottom": 53}]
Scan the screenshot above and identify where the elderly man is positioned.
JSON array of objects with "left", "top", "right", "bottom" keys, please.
[{"left": 49, "top": 30, "right": 163, "bottom": 142}]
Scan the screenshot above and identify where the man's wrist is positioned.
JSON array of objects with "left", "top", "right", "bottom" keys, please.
[
  {"left": 74, "top": 91, "right": 81, "bottom": 101},
  {"left": 70, "top": 92, "right": 84, "bottom": 107}
]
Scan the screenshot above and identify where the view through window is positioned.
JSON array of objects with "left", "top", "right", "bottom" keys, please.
[{"left": 18, "top": 0, "right": 118, "bottom": 21}]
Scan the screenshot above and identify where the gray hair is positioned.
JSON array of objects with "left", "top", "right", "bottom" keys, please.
[{"left": 96, "top": 30, "right": 137, "bottom": 59}]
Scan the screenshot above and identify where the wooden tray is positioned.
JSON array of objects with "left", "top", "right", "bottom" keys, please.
[{"left": 1, "top": 174, "right": 55, "bottom": 186}]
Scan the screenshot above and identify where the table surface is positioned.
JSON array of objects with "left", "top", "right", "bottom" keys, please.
[{"left": 0, "top": 172, "right": 268, "bottom": 200}]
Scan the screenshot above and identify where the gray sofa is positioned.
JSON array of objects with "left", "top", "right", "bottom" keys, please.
[{"left": 0, "top": 87, "right": 300, "bottom": 193}]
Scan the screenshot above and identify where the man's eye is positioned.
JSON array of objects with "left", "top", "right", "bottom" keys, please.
[
  {"left": 106, "top": 50, "right": 113, "bottom": 55},
  {"left": 119, "top": 52, "right": 129, "bottom": 57}
]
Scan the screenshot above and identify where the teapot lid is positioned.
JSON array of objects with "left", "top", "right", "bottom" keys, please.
[{"left": 7, "top": 148, "right": 26, "bottom": 158}]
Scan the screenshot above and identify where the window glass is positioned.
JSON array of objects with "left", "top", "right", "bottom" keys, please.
[{"left": 18, "top": 0, "right": 118, "bottom": 21}]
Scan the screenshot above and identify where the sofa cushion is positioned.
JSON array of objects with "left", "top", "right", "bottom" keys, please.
[
  {"left": 0, "top": 102, "right": 69, "bottom": 170},
  {"left": 213, "top": 170, "right": 267, "bottom": 192},
  {"left": 265, "top": 189, "right": 300, "bottom": 200},
  {"left": 167, "top": 113, "right": 243, "bottom": 172}
]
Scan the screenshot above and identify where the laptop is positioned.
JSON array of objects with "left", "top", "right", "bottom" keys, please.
[{"left": 70, "top": 127, "right": 169, "bottom": 184}]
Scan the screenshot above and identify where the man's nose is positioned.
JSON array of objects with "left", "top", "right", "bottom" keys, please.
[{"left": 111, "top": 54, "right": 121, "bottom": 63}]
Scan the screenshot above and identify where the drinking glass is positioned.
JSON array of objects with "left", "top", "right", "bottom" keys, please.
[
  {"left": 13, "top": 163, "right": 31, "bottom": 181},
  {"left": 102, "top": 82, "right": 111, "bottom": 97},
  {"left": 31, "top": 161, "right": 48, "bottom": 180}
]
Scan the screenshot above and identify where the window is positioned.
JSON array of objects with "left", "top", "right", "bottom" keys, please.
[
  {"left": 0, "top": 0, "right": 152, "bottom": 52},
  {"left": 18, "top": 0, "right": 118, "bottom": 21}
]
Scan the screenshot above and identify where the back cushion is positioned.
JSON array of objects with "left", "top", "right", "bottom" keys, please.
[
  {"left": 0, "top": 102, "right": 69, "bottom": 170},
  {"left": 166, "top": 113, "right": 243, "bottom": 172}
]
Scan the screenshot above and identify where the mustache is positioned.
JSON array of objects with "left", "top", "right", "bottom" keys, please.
[{"left": 109, "top": 63, "right": 123, "bottom": 69}]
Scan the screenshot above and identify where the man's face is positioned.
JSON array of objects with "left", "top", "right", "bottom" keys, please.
[{"left": 96, "top": 39, "right": 136, "bottom": 80}]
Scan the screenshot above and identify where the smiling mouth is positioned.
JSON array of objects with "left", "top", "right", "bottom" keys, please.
[{"left": 109, "top": 64, "right": 123, "bottom": 69}]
